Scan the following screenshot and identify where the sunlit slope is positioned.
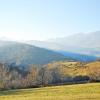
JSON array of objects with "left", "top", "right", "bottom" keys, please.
[{"left": 46, "top": 61, "right": 100, "bottom": 81}]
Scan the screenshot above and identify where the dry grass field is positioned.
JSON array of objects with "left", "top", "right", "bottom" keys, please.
[{"left": 0, "top": 83, "right": 100, "bottom": 100}]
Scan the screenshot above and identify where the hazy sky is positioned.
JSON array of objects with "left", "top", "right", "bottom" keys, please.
[{"left": 0, "top": 0, "right": 100, "bottom": 40}]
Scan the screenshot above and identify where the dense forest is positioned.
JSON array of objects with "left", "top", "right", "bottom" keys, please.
[{"left": 0, "top": 61, "right": 100, "bottom": 90}]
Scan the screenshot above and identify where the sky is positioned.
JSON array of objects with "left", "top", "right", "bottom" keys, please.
[{"left": 0, "top": 0, "right": 100, "bottom": 41}]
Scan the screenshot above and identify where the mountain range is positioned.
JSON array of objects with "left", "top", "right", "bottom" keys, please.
[
  {"left": 0, "top": 31, "right": 99, "bottom": 68},
  {"left": 26, "top": 31, "right": 100, "bottom": 57}
]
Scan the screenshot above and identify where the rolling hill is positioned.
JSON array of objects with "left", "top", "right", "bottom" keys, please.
[
  {"left": 44, "top": 60, "right": 100, "bottom": 83},
  {"left": 0, "top": 41, "right": 70, "bottom": 67}
]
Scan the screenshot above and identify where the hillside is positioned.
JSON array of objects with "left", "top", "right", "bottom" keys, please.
[
  {"left": 0, "top": 41, "right": 69, "bottom": 67},
  {"left": 58, "top": 51, "right": 97, "bottom": 62},
  {"left": 25, "top": 41, "right": 97, "bottom": 62},
  {"left": 0, "top": 83, "right": 100, "bottom": 100},
  {"left": 43, "top": 61, "right": 100, "bottom": 84},
  {"left": 0, "top": 59, "right": 100, "bottom": 90}
]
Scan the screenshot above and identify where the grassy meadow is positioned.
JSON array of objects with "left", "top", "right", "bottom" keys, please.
[{"left": 0, "top": 83, "right": 100, "bottom": 100}]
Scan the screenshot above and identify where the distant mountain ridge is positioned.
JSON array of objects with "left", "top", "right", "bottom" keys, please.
[
  {"left": 47, "top": 31, "right": 100, "bottom": 57},
  {"left": 48, "top": 32, "right": 100, "bottom": 48},
  {"left": 58, "top": 51, "right": 97, "bottom": 62},
  {"left": 26, "top": 31, "right": 100, "bottom": 57}
]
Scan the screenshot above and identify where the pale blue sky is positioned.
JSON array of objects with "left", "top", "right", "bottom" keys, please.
[{"left": 0, "top": 0, "right": 100, "bottom": 40}]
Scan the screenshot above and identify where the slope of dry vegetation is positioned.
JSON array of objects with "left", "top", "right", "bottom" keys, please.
[
  {"left": 0, "top": 61, "right": 100, "bottom": 89},
  {"left": 44, "top": 61, "right": 100, "bottom": 84}
]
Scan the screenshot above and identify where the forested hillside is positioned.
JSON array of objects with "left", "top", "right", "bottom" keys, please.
[{"left": 0, "top": 61, "right": 100, "bottom": 90}]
